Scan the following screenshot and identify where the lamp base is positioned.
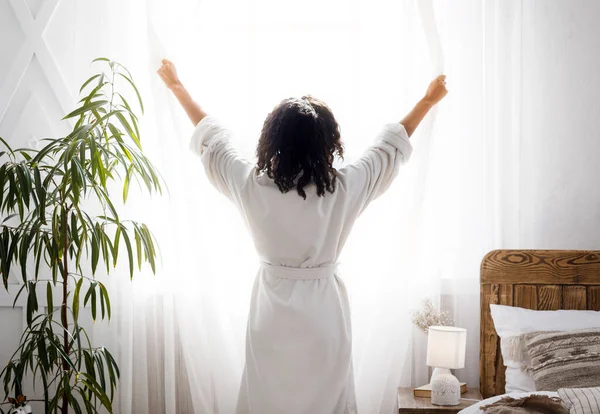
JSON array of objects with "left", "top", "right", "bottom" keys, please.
[
  {"left": 430, "top": 371, "right": 461, "bottom": 406},
  {"left": 430, "top": 367, "right": 451, "bottom": 381}
]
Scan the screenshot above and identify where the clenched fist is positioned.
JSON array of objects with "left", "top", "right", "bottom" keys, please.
[
  {"left": 157, "top": 59, "right": 182, "bottom": 90},
  {"left": 424, "top": 75, "right": 448, "bottom": 105}
]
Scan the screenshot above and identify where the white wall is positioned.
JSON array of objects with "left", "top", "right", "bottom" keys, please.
[
  {"left": 0, "top": 0, "right": 97, "bottom": 408},
  {"left": 520, "top": 0, "right": 600, "bottom": 248}
]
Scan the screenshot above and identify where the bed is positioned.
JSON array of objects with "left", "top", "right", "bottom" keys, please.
[{"left": 461, "top": 249, "right": 600, "bottom": 413}]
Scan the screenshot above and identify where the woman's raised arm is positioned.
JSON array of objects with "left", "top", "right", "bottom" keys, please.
[
  {"left": 157, "top": 59, "right": 207, "bottom": 126},
  {"left": 400, "top": 75, "right": 447, "bottom": 136}
]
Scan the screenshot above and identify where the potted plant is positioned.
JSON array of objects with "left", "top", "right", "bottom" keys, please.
[{"left": 0, "top": 58, "right": 162, "bottom": 414}]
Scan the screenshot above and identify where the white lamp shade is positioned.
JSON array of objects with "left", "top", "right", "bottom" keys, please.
[{"left": 426, "top": 326, "right": 467, "bottom": 369}]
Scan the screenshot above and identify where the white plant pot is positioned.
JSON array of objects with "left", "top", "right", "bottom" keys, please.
[{"left": 10, "top": 404, "right": 32, "bottom": 414}]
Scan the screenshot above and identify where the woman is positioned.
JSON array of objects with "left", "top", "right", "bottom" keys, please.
[{"left": 158, "top": 59, "right": 447, "bottom": 414}]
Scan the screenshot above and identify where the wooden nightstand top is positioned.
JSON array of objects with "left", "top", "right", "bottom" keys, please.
[{"left": 398, "top": 387, "right": 482, "bottom": 414}]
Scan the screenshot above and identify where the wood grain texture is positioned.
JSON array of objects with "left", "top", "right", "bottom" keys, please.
[
  {"left": 480, "top": 250, "right": 600, "bottom": 399},
  {"left": 480, "top": 283, "right": 498, "bottom": 399},
  {"left": 538, "top": 285, "right": 561, "bottom": 310},
  {"left": 514, "top": 285, "right": 538, "bottom": 309},
  {"left": 397, "top": 388, "right": 482, "bottom": 414},
  {"left": 494, "top": 284, "right": 512, "bottom": 396},
  {"left": 587, "top": 286, "right": 600, "bottom": 311},
  {"left": 481, "top": 250, "right": 600, "bottom": 284},
  {"left": 563, "top": 285, "right": 587, "bottom": 310}
]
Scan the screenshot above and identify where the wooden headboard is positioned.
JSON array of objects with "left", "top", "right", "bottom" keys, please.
[{"left": 480, "top": 249, "right": 600, "bottom": 398}]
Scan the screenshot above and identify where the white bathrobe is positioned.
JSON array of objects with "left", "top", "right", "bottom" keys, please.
[{"left": 189, "top": 115, "right": 412, "bottom": 414}]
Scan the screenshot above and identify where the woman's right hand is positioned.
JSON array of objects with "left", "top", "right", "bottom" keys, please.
[
  {"left": 157, "top": 59, "right": 182, "bottom": 90},
  {"left": 424, "top": 75, "right": 448, "bottom": 105},
  {"left": 400, "top": 75, "right": 448, "bottom": 136}
]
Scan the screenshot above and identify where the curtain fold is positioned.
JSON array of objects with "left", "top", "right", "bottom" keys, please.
[{"left": 41, "top": 0, "right": 522, "bottom": 412}]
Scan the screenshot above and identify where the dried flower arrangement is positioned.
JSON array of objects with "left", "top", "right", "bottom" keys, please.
[{"left": 411, "top": 298, "right": 453, "bottom": 332}]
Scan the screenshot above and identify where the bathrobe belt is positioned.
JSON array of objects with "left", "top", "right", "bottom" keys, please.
[{"left": 260, "top": 261, "right": 338, "bottom": 280}]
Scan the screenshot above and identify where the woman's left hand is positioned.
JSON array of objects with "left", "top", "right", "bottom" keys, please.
[{"left": 157, "top": 59, "right": 182, "bottom": 90}]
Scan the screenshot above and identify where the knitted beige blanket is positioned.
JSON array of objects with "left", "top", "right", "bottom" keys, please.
[{"left": 481, "top": 395, "right": 568, "bottom": 414}]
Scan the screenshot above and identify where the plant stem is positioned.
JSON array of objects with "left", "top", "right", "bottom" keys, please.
[{"left": 60, "top": 202, "right": 70, "bottom": 414}]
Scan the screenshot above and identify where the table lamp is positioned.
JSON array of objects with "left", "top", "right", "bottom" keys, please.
[{"left": 426, "top": 326, "right": 467, "bottom": 406}]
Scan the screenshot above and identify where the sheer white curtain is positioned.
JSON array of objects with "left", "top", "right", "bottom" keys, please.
[{"left": 52, "top": 0, "right": 522, "bottom": 412}]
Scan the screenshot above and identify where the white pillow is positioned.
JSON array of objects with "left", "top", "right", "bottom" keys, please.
[
  {"left": 489, "top": 304, "right": 600, "bottom": 393},
  {"left": 558, "top": 387, "right": 600, "bottom": 414}
]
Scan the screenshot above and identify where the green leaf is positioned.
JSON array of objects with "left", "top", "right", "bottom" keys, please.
[
  {"left": 37, "top": 336, "right": 49, "bottom": 372},
  {"left": 95, "top": 352, "right": 107, "bottom": 393},
  {"left": 89, "top": 133, "right": 98, "bottom": 178},
  {"left": 117, "top": 72, "right": 144, "bottom": 114},
  {"left": 92, "top": 57, "right": 111, "bottom": 64},
  {"left": 99, "top": 282, "right": 111, "bottom": 319},
  {"left": 79, "top": 74, "right": 101, "bottom": 93},
  {"left": 91, "top": 287, "right": 97, "bottom": 321},
  {"left": 83, "top": 350, "right": 95, "bottom": 383},
  {"left": 141, "top": 225, "right": 156, "bottom": 274},
  {"left": 91, "top": 230, "right": 99, "bottom": 275},
  {"left": 46, "top": 281, "right": 53, "bottom": 319},
  {"left": 112, "top": 226, "right": 121, "bottom": 267},
  {"left": 15, "top": 164, "right": 30, "bottom": 208},
  {"left": 48, "top": 336, "right": 77, "bottom": 370},
  {"left": 67, "top": 391, "right": 83, "bottom": 414},
  {"left": 71, "top": 212, "right": 80, "bottom": 247},
  {"left": 120, "top": 228, "right": 134, "bottom": 279},
  {"left": 7, "top": 228, "right": 19, "bottom": 278},
  {"left": 31, "top": 138, "right": 60, "bottom": 164},
  {"left": 34, "top": 234, "right": 44, "bottom": 280},
  {"left": 71, "top": 159, "right": 80, "bottom": 205},
  {"left": 26, "top": 281, "right": 38, "bottom": 325},
  {"left": 63, "top": 100, "right": 108, "bottom": 120},
  {"left": 99, "top": 285, "right": 105, "bottom": 319},
  {"left": 33, "top": 164, "right": 43, "bottom": 197},
  {"left": 123, "top": 164, "right": 133, "bottom": 202},
  {"left": 103, "top": 230, "right": 114, "bottom": 275},
  {"left": 75, "top": 386, "right": 95, "bottom": 414},
  {"left": 75, "top": 230, "right": 86, "bottom": 271},
  {"left": 0, "top": 232, "right": 8, "bottom": 289},
  {"left": 11, "top": 283, "right": 26, "bottom": 308},
  {"left": 99, "top": 230, "right": 109, "bottom": 275},
  {"left": 69, "top": 123, "right": 93, "bottom": 142},
  {"left": 84, "top": 79, "right": 107, "bottom": 106},
  {"left": 73, "top": 157, "right": 87, "bottom": 195},
  {"left": 116, "top": 93, "right": 141, "bottom": 139},
  {"left": 19, "top": 228, "right": 30, "bottom": 283},
  {"left": 79, "top": 372, "right": 112, "bottom": 412},
  {"left": 84, "top": 281, "right": 97, "bottom": 306},
  {"left": 7, "top": 171, "right": 17, "bottom": 214},
  {"left": 79, "top": 139, "right": 86, "bottom": 167},
  {"left": 73, "top": 278, "right": 83, "bottom": 322},
  {"left": 19, "top": 150, "right": 33, "bottom": 161},
  {"left": 115, "top": 112, "right": 142, "bottom": 149},
  {"left": 0, "top": 164, "right": 7, "bottom": 209},
  {"left": 134, "top": 227, "right": 142, "bottom": 271},
  {"left": 94, "top": 185, "right": 119, "bottom": 220},
  {"left": 107, "top": 122, "right": 124, "bottom": 139}
]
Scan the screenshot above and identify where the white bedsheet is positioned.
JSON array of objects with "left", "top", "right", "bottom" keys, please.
[{"left": 458, "top": 391, "right": 559, "bottom": 414}]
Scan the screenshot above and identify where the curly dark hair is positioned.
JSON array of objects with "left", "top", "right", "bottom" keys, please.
[{"left": 256, "top": 96, "right": 344, "bottom": 199}]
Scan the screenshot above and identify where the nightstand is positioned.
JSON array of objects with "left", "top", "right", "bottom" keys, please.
[{"left": 398, "top": 387, "right": 482, "bottom": 414}]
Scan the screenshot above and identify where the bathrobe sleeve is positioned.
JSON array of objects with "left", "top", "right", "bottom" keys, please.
[
  {"left": 189, "top": 115, "right": 254, "bottom": 203},
  {"left": 340, "top": 122, "right": 413, "bottom": 214}
]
